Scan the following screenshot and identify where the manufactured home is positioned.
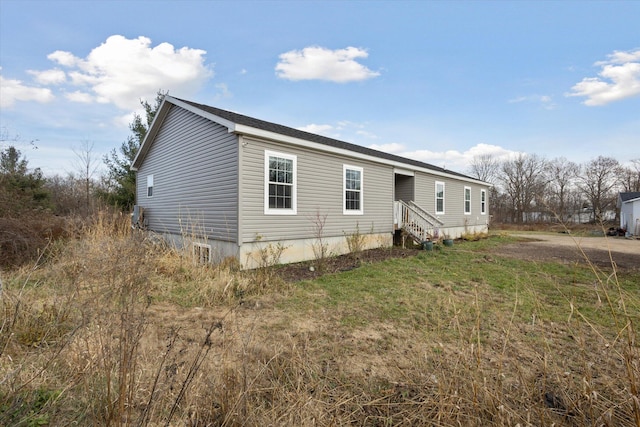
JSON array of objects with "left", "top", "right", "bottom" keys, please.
[{"left": 131, "top": 96, "right": 491, "bottom": 268}]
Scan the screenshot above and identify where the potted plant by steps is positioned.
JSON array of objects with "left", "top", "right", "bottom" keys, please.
[{"left": 443, "top": 235, "right": 454, "bottom": 247}]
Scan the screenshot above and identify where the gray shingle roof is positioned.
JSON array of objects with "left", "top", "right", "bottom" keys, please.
[
  {"left": 175, "top": 97, "right": 477, "bottom": 181},
  {"left": 620, "top": 192, "right": 640, "bottom": 202}
]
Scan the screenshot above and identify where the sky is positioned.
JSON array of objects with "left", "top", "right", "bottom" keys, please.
[{"left": 1, "top": 0, "right": 639, "bottom": 177}]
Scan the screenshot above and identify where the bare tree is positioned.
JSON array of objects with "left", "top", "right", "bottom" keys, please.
[
  {"left": 499, "top": 153, "right": 548, "bottom": 223},
  {"left": 469, "top": 153, "right": 504, "bottom": 222},
  {"left": 617, "top": 158, "right": 640, "bottom": 192},
  {"left": 469, "top": 153, "right": 500, "bottom": 183},
  {"left": 545, "top": 157, "right": 579, "bottom": 222},
  {"left": 46, "top": 174, "right": 82, "bottom": 215},
  {"left": 576, "top": 156, "right": 620, "bottom": 222},
  {"left": 72, "top": 140, "right": 100, "bottom": 215}
]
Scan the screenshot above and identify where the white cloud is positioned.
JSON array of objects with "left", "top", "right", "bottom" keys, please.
[
  {"left": 276, "top": 46, "right": 380, "bottom": 82},
  {"left": 508, "top": 94, "right": 556, "bottom": 110},
  {"left": 465, "top": 143, "right": 519, "bottom": 160},
  {"left": 296, "top": 120, "right": 378, "bottom": 142},
  {"left": 48, "top": 50, "right": 80, "bottom": 67},
  {"left": 356, "top": 129, "right": 378, "bottom": 139},
  {"left": 40, "top": 35, "right": 213, "bottom": 110},
  {"left": 595, "top": 49, "right": 640, "bottom": 66},
  {"left": 567, "top": 48, "right": 640, "bottom": 106},
  {"left": 0, "top": 69, "right": 54, "bottom": 108},
  {"left": 370, "top": 142, "right": 518, "bottom": 172},
  {"left": 368, "top": 142, "right": 405, "bottom": 153},
  {"left": 214, "top": 83, "right": 232, "bottom": 100},
  {"left": 65, "top": 90, "right": 93, "bottom": 103},
  {"left": 115, "top": 112, "right": 136, "bottom": 128},
  {"left": 297, "top": 123, "right": 335, "bottom": 134},
  {"left": 28, "top": 68, "right": 66, "bottom": 85}
]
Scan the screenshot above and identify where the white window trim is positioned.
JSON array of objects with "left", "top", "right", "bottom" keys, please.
[
  {"left": 343, "top": 164, "right": 364, "bottom": 215},
  {"left": 464, "top": 186, "right": 471, "bottom": 215},
  {"left": 264, "top": 150, "right": 297, "bottom": 215},
  {"left": 435, "top": 181, "right": 445, "bottom": 215},
  {"left": 480, "top": 189, "right": 487, "bottom": 215},
  {"left": 147, "top": 174, "right": 154, "bottom": 198}
]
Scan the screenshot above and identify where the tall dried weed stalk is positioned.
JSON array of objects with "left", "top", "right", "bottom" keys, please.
[{"left": 0, "top": 211, "right": 227, "bottom": 426}]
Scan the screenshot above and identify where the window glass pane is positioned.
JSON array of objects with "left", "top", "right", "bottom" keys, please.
[
  {"left": 346, "top": 190, "right": 360, "bottom": 210},
  {"left": 481, "top": 190, "right": 486, "bottom": 213},
  {"left": 436, "top": 182, "right": 444, "bottom": 213},
  {"left": 465, "top": 188, "right": 471, "bottom": 213},
  {"left": 348, "top": 170, "right": 361, "bottom": 190},
  {"left": 267, "top": 155, "right": 294, "bottom": 211},
  {"left": 344, "top": 168, "right": 362, "bottom": 211}
]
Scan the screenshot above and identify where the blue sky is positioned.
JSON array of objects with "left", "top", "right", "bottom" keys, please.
[{"left": 1, "top": 0, "right": 639, "bottom": 176}]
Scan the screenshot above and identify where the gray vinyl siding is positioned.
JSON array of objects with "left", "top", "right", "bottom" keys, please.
[
  {"left": 414, "top": 172, "right": 488, "bottom": 228},
  {"left": 239, "top": 137, "right": 393, "bottom": 243},
  {"left": 136, "top": 105, "right": 238, "bottom": 242},
  {"left": 394, "top": 175, "right": 414, "bottom": 202}
]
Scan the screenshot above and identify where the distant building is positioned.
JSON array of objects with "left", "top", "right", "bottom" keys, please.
[{"left": 618, "top": 192, "right": 640, "bottom": 236}]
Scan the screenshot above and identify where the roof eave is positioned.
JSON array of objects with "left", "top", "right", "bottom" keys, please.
[
  {"left": 233, "top": 124, "right": 489, "bottom": 186},
  {"left": 131, "top": 97, "right": 173, "bottom": 171}
]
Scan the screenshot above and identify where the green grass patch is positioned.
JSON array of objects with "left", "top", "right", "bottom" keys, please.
[{"left": 285, "top": 238, "right": 640, "bottom": 333}]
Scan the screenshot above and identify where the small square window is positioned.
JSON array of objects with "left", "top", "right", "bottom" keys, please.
[{"left": 192, "top": 242, "right": 212, "bottom": 264}]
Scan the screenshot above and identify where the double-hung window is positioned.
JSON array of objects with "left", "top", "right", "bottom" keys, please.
[
  {"left": 480, "top": 189, "right": 486, "bottom": 215},
  {"left": 464, "top": 186, "right": 471, "bottom": 214},
  {"left": 264, "top": 150, "right": 297, "bottom": 215},
  {"left": 435, "top": 181, "right": 445, "bottom": 214},
  {"left": 343, "top": 165, "right": 363, "bottom": 215}
]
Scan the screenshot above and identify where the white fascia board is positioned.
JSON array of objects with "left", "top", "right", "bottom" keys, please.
[
  {"left": 393, "top": 168, "right": 415, "bottom": 176},
  {"left": 234, "top": 125, "right": 488, "bottom": 186},
  {"left": 131, "top": 97, "right": 172, "bottom": 171},
  {"left": 166, "top": 96, "right": 238, "bottom": 131},
  {"left": 623, "top": 197, "right": 640, "bottom": 204}
]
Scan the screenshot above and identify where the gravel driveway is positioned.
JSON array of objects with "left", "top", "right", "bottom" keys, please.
[
  {"left": 511, "top": 233, "right": 640, "bottom": 255},
  {"left": 495, "top": 233, "right": 640, "bottom": 271}
]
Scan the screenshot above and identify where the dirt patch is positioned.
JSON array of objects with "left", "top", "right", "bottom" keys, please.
[
  {"left": 275, "top": 246, "right": 422, "bottom": 282},
  {"left": 496, "top": 234, "right": 640, "bottom": 271}
]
